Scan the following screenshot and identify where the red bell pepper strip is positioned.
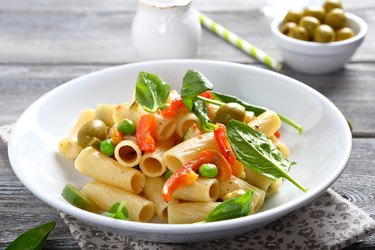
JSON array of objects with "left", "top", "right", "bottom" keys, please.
[
  {"left": 199, "top": 91, "right": 214, "bottom": 100},
  {"left": 136, "top": 114, "right": 157, "bottom": 152},
  {"left": 274, "top": 130, "right": 281, "bottom": 139},
  {"left": 162, "top": 149, "right": 232, "bottom": 202},
  {"left": 214, "top": 123, "right": 243, "bottom": 177},
  {"left": 161, "top": 98, "right": 188, "bottom": 118}
]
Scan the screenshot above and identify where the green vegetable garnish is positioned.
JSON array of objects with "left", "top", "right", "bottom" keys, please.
[
  {"left": 205, "top": 190, "right": 254, "bottom": 222},
  {"left": 192, "top": 99, "right": 217, "bottom": 132},
  {"left": 159, "top": 103, "right": 170, "bottom": 111},
  {"left": 102, "top": 200, "right": 130, "bottom": 221},
  {"left": 213, "top": 92, "right": 303, "bottom": 133},
  {"left": 164, "top": 170, "right": 173, "bottom": 180},
  {"left": 198, "top": 163, "right": 218, "bottom": 178},
  {"left": 62, "top": 184, "right": 100, "bottom": 212},
  {"left": 181, "top": 70, "right": 216, "bottom": 131},
  {"left": 100, "top": 139, "right": 115, "bottom": 157},
  {"left": 181, "top": 69, "right": 213, "bottom": 111},
  {"left": 135, "top": 71, "right": 170, "bottom": 113},
  {"left": 117, "top": 119, "right": 136, "bottom": 135},
  {"left": 226, "top": 120, "right": 307, "bottom": 192},
  {"left": 5, "top": 221, "right": 55, "bottom": 250}
]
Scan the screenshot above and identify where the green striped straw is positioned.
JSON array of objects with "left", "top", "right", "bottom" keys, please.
[{"left": 197, "top": 11, "right": 282, "bottom": 71}]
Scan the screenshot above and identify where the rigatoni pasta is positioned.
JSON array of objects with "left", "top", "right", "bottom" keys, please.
[
  {"left": 219, "top": 175, "right": 266, "bottom": 213},
  {"left": 82, "top": 181, "right": 154, "bottom": 222},
  {"left": 143, "top": 177, "right": 169, "bottom": 221},
  {"left": 59, "top": 69, "right": 304, "bottom": 224},
  {"left": 168, "top": 202, "right": 221, "bottom": 224},
  {"left": 163, "top": 132, "right": 219, "bottom": 172},
  {"left": 114, "top": 139, "right": 142, "bottom": 168},
  {"left": 58, "top": 109, "right": 95, "bottom": 159},
  {"left": 172, "top": 177, "right": 219, "bottom": 202},
  {"left": 75, "top": 147, "right": 145, "bottom": 194}
]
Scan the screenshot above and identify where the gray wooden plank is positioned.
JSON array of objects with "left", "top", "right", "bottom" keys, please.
[{"left": 0, "top": 2, "right": 373, "bottom": 64}]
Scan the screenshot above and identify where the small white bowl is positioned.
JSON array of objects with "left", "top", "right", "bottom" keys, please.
[{"left": 271, "top": 12, "right": 367, "bottom": 74}]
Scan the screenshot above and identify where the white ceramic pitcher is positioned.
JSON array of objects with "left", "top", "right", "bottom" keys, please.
[{"left": 131, "top": 0, "right": 201, "bottom": 60}]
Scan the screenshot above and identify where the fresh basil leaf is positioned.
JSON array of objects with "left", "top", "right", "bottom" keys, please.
[
  {"left": 193, "top": 99, "right": 217, "bottom": 132},
  {"left": 135, "top": 71, "right": 170, "bottom": 113},
  {"left": 6, "top": 221, "right": 55, "bottom": 250},
  {"left": 102, "top": 200, "right": 129, "bottom": 221},
  {"left": 181, "top": 70, "right": 213, "bottom": 111},
  {"left": 227, "top": 120, "right": 307, "bottom": 192},
  {"left": 213, "top": 92, "right": 303, "bottom": 133},
  {"left": 205, "top": 190, "right": 254, "bottom": 222}
]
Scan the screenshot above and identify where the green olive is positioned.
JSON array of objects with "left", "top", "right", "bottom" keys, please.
[
  {"left": 323, "top": 0, "right": 342, "bottom": 13},
  {"left": 283, "top": 10, "right": 303, "bottom": 23},
  {"left": 314, "top": 24, "right": 335, "bottom": 42},
  {"left": 304, "top": 6, "right": 326, "bottom": 23},
  {"left": 215, "top": 103, "right": 246, "bottom": 125},
  {"left": 325, "top": 8, "right": 346, "bottom": 30},
  {"left": 336, "top": 27, "right": 355, "bottom": 41},
  {"left": 280, "top": 22, "right": 297, "bottom": 35},
  {"left": 288, "top": 26, "right": 309, "bottom": 41},
  {"left": 77, "top": 119, "right": 108, "bottom": 148},
  {"left": 299, "top": 16, "right": 321, "bottom": 38}
]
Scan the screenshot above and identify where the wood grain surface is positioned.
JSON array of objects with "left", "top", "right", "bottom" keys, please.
[{"left": 0, "top": 0, "right": 374, "bottom": 249}]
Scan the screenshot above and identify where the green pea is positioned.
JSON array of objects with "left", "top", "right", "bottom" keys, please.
[
  {"left": 198, "top": 163, "right": 218, "bottom": 178},
  {"left": 100, "top": 139, "right": 115, "bottom": 156},
  {"left": 117, "top": 119, "right": 136, "bottom": 135},
  {"left": 164, "top": 170, "right": 173, "bottom": 180}
]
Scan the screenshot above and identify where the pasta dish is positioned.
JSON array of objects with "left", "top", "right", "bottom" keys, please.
[{"left": 58, "top": 70, "right": 306, "bottom": 224}]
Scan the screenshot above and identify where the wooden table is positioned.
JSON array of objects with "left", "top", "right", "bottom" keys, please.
[{"left": 0, "top": 0, "right": 374, "bottom": 249}]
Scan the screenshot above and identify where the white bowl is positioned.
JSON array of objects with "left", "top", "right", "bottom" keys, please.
[
  {"left": 8, "top": 60, "right": 352, "bottom": 242},
  {"left": 271, "top": 12, "right": 367, "bottom": 74}
]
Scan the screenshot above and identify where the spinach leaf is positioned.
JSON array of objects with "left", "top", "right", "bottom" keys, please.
[
  {"left": 6, "top": 221, "right": 55, "bottom": 250},
  {"left": 193, "top": 99, "right": 217, "bottom": 132},
  {"left": 205, "top": 190, "right": 254, "bottom": 222},
  {"left": 135, "top": 71, "right": 170, "bottom": 113},
  {"left": 213, "top": 92, "right": 303, "bottom": 134},
  {"left": 181, "top": 70, "right": 213, "bottom": 111},
  {"left": 102, "top": 200, "right": 129, "bottom": 220},
  {"left": 226, "top": 120, "right": 307, "bottom": 192}
]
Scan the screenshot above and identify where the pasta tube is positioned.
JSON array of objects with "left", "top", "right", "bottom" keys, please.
[
  {"left": 248, "top": 110, "right": 281, "bottom": 137},
  {"left": 244, "top": 167, "right": 283, "bottom": 196},
  {"left": 114, "top": 139, "right": 142, "bottom": 168},
  {"left": 270, "top": 135, "right": 290, "bottom": 158},
  {"left": 58, "top": 109, "right": 95, "bottom": 159},
  {"left": 139, "top": 141, "right": 172, "bottom": 177},
  {"left": 172, "top": 177, "right": 219, "bottom": 202},
  {"left": 163, "top": 132, "right": 219, "bottom": 172},
  {"left": 175, "top": 112, "right": 201, "bottom": 138},
  {"left": 95, "top": 103, "right": 116, "bottom": 127},
  {"left": 154, "top": 113, "right": 177, "bottom": 142},
  {"left": 143, "top": 177, "right": 168, "bottom": 221},
  {"left": 219, "top": 175, "right": 265, "bottom": 213},
  {"left": 243, "top": 167, "right": 274, "bottom": 193},
  {"left": 82, "top": 181, "right": 154, "bottom": 222},
  {"left": 58, "top": 136, "right": 83, "bottom": 160},
  {"left": 113, "top": 102, "right": 148, "bottom": 126},
  {"left": 75, "top": 147, "right": 145, "bottom": 194},
  {"left": 168, "top": 202, "right": 221, "bottom": 224}
]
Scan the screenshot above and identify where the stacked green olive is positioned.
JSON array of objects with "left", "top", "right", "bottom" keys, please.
[{"left": 280, "top": 0, "right": 356, "bottom": 43}]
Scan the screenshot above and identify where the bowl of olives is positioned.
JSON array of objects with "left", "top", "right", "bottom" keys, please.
[{"left": 271, "top": 0, "right": 367, "bottom": 74}]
